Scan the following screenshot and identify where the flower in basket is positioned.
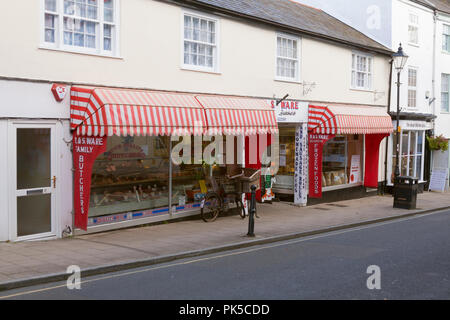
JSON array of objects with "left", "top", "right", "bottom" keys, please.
[{"left": 426, "top": 135, "right": 449, "bottom": 152}]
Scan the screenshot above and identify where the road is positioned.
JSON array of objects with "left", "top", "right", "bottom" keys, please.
[{"left": 1, "top": 209, "right": 449, "bottom": 300}]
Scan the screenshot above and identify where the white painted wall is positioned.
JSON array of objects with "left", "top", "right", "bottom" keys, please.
[
  {"left": 0, "top": 79, "right": 73, "bottom": 241},
  {"left": 390, "top": 0, "right": 434, "bottom": 115},
  {"left": 434, "top": 13, "right": 450, "bottom": 139}
]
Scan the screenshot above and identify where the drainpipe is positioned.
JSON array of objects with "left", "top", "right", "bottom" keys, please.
[
  {"left": 430, "top": 9, "right": 438, "bottom": 177},
  {"left": 432, "top": 10, "right": 437, "bottom": 129}
]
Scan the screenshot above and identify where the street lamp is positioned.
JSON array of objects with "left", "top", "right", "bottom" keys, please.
[{"left": 392, "top": 43, "right": 409, "bottom": 178}]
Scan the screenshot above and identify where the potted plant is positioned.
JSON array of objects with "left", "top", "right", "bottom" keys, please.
[{"left": 426, "top": 135, "right": 449, "bottom": 152}]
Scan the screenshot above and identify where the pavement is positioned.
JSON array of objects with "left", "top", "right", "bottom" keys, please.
[
  {"left": 1, "top": 190, "right": 450, "bottom": 291},
  {"left": 4, "top": 208, "right": 449, "bottom": 299}
]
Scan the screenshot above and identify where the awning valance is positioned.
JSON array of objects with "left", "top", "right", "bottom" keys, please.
[
  {"left": 70, "top": 86, "right": 207, "bottom": 137},
  {"left": 308, "top": 104, "right": 393, "bottom": 135},
  {"left": 196, "top": 95, "right": 278, "bottom": 136}
]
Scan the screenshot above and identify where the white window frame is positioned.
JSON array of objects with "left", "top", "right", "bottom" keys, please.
[
  {"left": 389, "top": 130, "right": 425, "bottom": 185},
  {"left": 181, "top": 10, "right": 220, "bottom": 74},
  {"left": 275, "top": 33, "right": 301, "bottom": 83},
  {"left": 408, "top": 13, "right": 419, "bottom": 46},
  {"left": 351, "top": 52, "right": 373, "bottom": 91},
  {"left": 39, "top": 0, "right": 120, "bottom": 57},
  {"left": 407, "top": 67, "right": 418, "bottom": 109},
  {"left": 443, "top": 24, "right": 450, "bottom": 53},
  {"left": 442, "top": 73, "right": 450, "bottom": 113}
]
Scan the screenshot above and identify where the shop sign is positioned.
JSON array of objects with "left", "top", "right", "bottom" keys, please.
[
  {"left": 270, "top": 100, "right": 309, "bottom": 123},
  {"left": 294, "top": 124, "right": 308, "bottom": 205},
  {"left": 394, "top": 120, "right": 433, "bottom": 131},
  {"left": 73, "top": 134, "right": 108, "bottom": 230},
  {"left": 308, "top": 133, "right": 334, "bottom": 198},
  {"left": 51, "top": 83, "right": 67, "bottom": 102}
]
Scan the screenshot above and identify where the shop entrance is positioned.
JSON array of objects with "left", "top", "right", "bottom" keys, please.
[{"left": 8, "top": 122, "right": 57, "bottom": 241}]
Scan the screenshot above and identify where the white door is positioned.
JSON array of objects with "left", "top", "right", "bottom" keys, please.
[{"left": 9, "top": 122, "right": 57, "bottom": 241}]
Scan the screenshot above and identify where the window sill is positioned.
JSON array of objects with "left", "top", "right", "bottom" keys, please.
[
  {"left": 350, "top": 87, "right": 374, "bottom": 93},
  {"left": 322, "top": 182, "right": 362, "bottom": 192},
  {"left": 181, "top": 65, "right": 221, "bottom": 75},
  {"left": 274, "top": 78, "right": 301, "bottom": 85},
  {"left": 408, "top": 42, "right": 420, "bottom": 48},
  {"left": 442, "top": 50, "right": 450, "bottom": 56},
  {"left": 39, "top": 45, "right": 123, "bottom": 60}
]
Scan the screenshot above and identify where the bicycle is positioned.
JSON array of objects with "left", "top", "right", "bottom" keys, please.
[{"left": 200, "top": 168, "right": 260, "bottom": 222}]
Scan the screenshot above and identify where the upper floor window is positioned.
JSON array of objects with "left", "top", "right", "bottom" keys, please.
[
  {"left": 442, "top": 74, "right": 449, "bottom": 113},
  {"left": 42, "top": 0, "right": 118, "bottom": 56},
  {"left": 183, "top": 12, "right": 218, "bottom": 72},
  {"left": 351, "top": 53, "right": 372, "bottom": 90},
  {"left": 443, "top": 24, "right": 450, "bottom": 53},
  {"left": 276, "top": 34, "right": 300, "bottom": 82},
  {"left": 408, "top": 13, "right": 419, "bottom": 45},
  {"left": 408, "top": 68, "right": 418, "bottom": 109}
]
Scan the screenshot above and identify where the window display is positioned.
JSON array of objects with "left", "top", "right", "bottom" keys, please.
[
  {"left": 277, "top": 127, "right": 296, "bottom": 176},
  {"left": 89, "top": 136, "right": 170, "bottom": 217},
  {"left": 322, "top": 135, "right": 363, "bottom": 187}
]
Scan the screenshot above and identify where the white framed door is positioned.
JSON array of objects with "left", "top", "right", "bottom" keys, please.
[{"left": 8, "top": 121, "right": 57, "bottom": 241}]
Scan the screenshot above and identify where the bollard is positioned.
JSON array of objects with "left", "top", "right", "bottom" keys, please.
[{"left": 247, "top": 185, "right": 257, "bottom": 237}]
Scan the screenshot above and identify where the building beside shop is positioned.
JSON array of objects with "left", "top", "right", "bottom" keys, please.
[
  {"left": 295, "top": 0, "right": 450, "bottom": 192},
  {"left": 431, "top": 0, "right": 450, "bottom": 187},
  {"left": 0, "top": 0, "right": 392, "bottom": 241}
]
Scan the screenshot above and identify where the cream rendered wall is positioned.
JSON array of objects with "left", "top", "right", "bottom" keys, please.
[{"left": 0, "top": 0, "right": 390, "bottom": 106}]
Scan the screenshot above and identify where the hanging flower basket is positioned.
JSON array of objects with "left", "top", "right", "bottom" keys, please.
[{"left": 426, "top": 135, "right": 449, "bottom": 152}]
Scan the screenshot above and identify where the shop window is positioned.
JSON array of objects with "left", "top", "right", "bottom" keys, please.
[
  {"left": 390, "top": 131, "right": 424, "bottom": 183},
  {"left": 183, "top": 12, "right": 218, "bottom": 72},
  {"left": 351, "top": 53, "right": 372, "bottom": 90},
  {"left": 276, "top": 34, "right": 300, "bottom": 82},
  {"left": 322, "top": 135, "right": 363, "bottom": 188},
  {"left": 277, "top": 127, "right": 296, "bottom": 176},
  {"left": 90, "top": 136, "right": 170, "bottom": 218},
  {"left": 41, "top": 0, "right": 119, "bottom": 56}
]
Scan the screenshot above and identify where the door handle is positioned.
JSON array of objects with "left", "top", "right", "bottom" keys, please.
[{"left": 49, "top": 176, "right": 56, "bottom": 188}]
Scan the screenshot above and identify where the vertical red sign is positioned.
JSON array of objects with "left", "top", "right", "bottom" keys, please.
[
  {"left": 308, "top": 133, "right": 334, "bottom": 199},
  {"left": 73, "top": 134, "right": 107, "bottom": 231}
]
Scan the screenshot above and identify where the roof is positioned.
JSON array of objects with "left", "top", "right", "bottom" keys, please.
[
  {"left": 412, "top": 0, "right": 450, "bottom": 14},
  {"left": 174, "top": 0, "right": 392, "bottom": 54}
]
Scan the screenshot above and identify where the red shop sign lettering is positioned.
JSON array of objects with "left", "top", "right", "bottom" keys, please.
[
  {"left": 308, "top": 134, "right": 334, "bottom": 199},
  {"left": 73, "top": 135, "right": 107, "bottom": 230}
]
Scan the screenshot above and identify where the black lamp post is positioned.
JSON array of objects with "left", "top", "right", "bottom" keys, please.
[{"left": 392, "top": 44, "right": 409, "bottom": 179}]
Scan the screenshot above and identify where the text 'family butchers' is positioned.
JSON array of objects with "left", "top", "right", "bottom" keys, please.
[{"left": 75, "top": 137, "right": 104, "bottom": 153}]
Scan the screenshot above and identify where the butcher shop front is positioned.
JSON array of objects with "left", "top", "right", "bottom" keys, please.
[{"left": 70, "top": 86, "right": 278, "bottom": 233}]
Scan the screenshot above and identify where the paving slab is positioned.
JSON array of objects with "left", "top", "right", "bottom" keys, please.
[{"left": 0, "top": 191, "right": 449, "bottom": 291}]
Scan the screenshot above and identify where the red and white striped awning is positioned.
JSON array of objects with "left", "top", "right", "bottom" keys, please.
[
  {"left": 195, "top": 95, "right": 278, "bottom": 136},
  {"left": 70, "top": 86, "right": 207, "bottom": 136},
  {"left": 308, "top": 104, "right": 393, "bottom": 135}
]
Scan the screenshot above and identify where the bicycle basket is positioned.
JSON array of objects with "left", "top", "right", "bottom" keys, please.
[{"left": 239, "top": 168, "right": 261, "bottom": 193}]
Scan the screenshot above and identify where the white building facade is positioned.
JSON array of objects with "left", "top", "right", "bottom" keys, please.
[{"left": 0, "top": 0, "right": 392, "bottom": 241}]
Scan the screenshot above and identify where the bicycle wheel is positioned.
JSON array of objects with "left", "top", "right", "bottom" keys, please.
[{"left": 201, "top": 192, "right": 222, "bottom": 222}]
